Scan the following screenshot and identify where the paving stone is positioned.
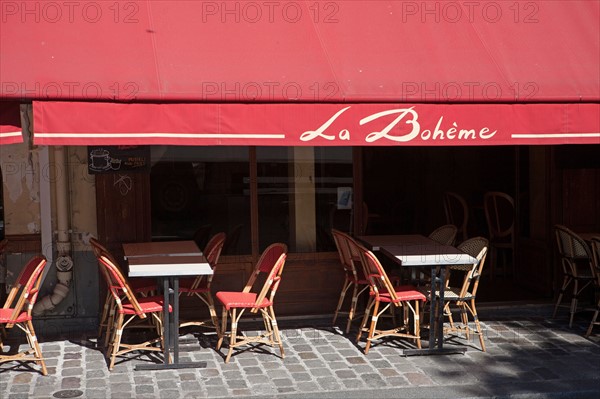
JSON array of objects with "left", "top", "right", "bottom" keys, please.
[
  {"left": 230, "top": 388, "right": 252, "bottom": 397},
  {"left": 226, "top": 378, "right": 248, "bottom": 389},
  {"left": 342, "top": 378, "right": 366, "bottom": 389},
  {"left": 86, "top": 378, "right": 107, "bottom": 388},
  {"left": 159, "top": 390, "right": 182, "bottom": 399},
  {"left": 272, "top": 378, "right": 294, "bottom": 387},
  {"left": 157, "top": 379, "right": 179, "bottom": 389},
  {"left": 316, "top": 376, "right": 342, "bottom": 390},
  {"left": 61, "top": 377, "right": 81, "bottom": 389},
  {"left": 9, "top": 384, "right": 30, "bottom": 393}
]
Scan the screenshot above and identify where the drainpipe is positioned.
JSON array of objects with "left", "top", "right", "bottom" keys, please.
[{"left": 33, "top": 146, "right": 73, "bottom": 315}]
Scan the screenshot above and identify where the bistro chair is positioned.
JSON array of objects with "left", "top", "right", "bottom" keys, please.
[
  {"left": 440, "top": 237, "right": 489, "bottom": 352},
  {"left": 0, "top": 255, "right": 48, "bottom": 375},
  {"left": 355, "top": 244, "right": 426, "bottom": 354},
  {"left": 90, "top": 237, "right": 157, "bottom": 345},
  {"left": 552, "top": 225, "right": 595, "bottom": 328},
  {"left": 179, "top": 232, "right": 226, "bottom": 334},
  {"left": 483, "top": 191, "right": 515, "bottom": 279},
  {"left": 216, "top": 243, "right": 287, "bottom": 363},
  {"left": 585, "top": 236, "right": 600, "bottom": 337},
  {"left": 97, "top": 254, "right": 169, "bottom": 370},
  {"left": 331, "top": 229, "right": 370, "bottom": 334},
  {"left": 429, "top": 224, "right": 458, "bottom": 246},
  {"left": 414, "top": 224, "right": 459, "bottom": 285},
  {"left": 443, "top": 192, "right": 469, "bottom": 242}
]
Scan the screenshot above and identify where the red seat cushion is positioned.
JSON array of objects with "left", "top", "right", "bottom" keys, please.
[
  {"left": 0, "top": 308, "right": 30, "bottom": 323},
  {"left": 119, "top": 296, "right": 171, "bottom": 314},
  {"left": 216, "top": 291, "right": 272, "bottom": 310},
  {"left": 371, "top": 285, "right": 426, "bottom": 303}
]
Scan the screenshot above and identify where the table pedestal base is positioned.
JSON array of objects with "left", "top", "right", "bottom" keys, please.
[
  {"left": 135, "top": 361, "right": 207, "bottom": 371},
  {"left": 402, "top": 347, "right": 467, "bottom": 356}
]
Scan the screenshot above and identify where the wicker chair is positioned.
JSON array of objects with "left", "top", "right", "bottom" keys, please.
[
  {"left": 552, "top": 225, "right": 595, "bottom": 328},
  {"left": 585, "top": 236, "right": 600, "bottom": 337},
  {"left": 443, "top": 192, "right": 469, "bottom": 242},
  {"left": 483, "top": 191, "right": 515, "bottom": 279},
  {"left": 216, "top": 243, "right": 288, "bottom": 363},
  {"left": 355, "top": 244, "right": 426, "bottom": 354},
  {"left": 179, "top": 232, "right": 226, "bottom": 334},
  {"left": 0, "top": 255, "right": 49, "bottom": 375},
  {"left": 440, "top": 237, "right": 489, "bottom": 351},
  {"left": 331, "top": 229, "right": 370, "bottom": 333}
]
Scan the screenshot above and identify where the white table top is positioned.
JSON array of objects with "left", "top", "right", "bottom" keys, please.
[
  {"left": 381, "top": 244, "right": 476, "bottom": 267},
  {"left": 123, "top": 240, "right": 212, "bottom": 278}
]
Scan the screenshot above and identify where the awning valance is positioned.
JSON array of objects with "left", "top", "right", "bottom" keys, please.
[
  {"left": 0, "top": 102, "right": 22, "bottom": 145},
  {"left": 33, "top": 101, "right": 600, "bottom": 146}
]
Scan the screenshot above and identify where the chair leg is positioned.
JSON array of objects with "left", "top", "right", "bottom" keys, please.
[
  {"left": 225, "top": 308, "right": 238, "bottom": 363},
  {"left": 569, "top": 280, "right": 579, "bottom": 328},
  {"left": 217, "top": 307, "right": 228, "bottom": 350},
  {"left": 469, "top": 299, "right": 486, "bottom": 352},
  {"left": 25, "top": 320, "right": 47, "bottom": 375},
  {"left": 414, "top": 300, "right": 421, "bottom": 349},
  {"left": 552, "top": 275, "right": 570, "bottom": 318},
  {"left": 585, "top": 299, "right": 600, "bottom": 338},
  {"left": 346, "top": 283, "right": 360, "bottom": 334},
  {"left": 203, "top": 292, "right": 221, "bottom": 336},
  {"left": 356, "top": 297, "right": 374, "bottom": 343},
  {"left": 364, "top": 300, "right": 380, "bottom": 355},
  {"left": 332, "top": 279, "right": 351, "bottom": 327},
  {"left": 109, "top": 314, "right": 124, "bottom": 371},
  {"left": 267, "top": 306, "right": 284, "bottom": 359}
]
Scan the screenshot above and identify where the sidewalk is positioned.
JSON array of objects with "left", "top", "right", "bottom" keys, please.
[{"left": 1, "top": 303, "right": 599, "bottom": 399}]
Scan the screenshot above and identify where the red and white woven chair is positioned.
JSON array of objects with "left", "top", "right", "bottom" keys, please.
[
  {"left": 216, "top": 243, "right": 287, "bottom": 363},
  {"left": 355, "top": 244, "right": 426, "bottom": 354},
  {"left": 0, "top": 255, "right": 49, "bottom": 375}
]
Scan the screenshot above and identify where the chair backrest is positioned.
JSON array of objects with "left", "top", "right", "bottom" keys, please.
[
  {"left": 483, "top": 191, "right": 515, "bottom": 241},
  {"left": 331, "top": 229, "right": 364, "bottom": 282},
  {"left": 591, "top": 236, "right": 600, "bottom": 283},
  {"left": 3, "top": 255, "right": 47, "bottom": 327},
  {"left": 243, "top": 243, "right": 288, "bottom": 293},
  {"left": 429, "top": 224, "right": 458, "bottom": 246},
  {"left": 193, "top": 224, "right": 212, "bottom": 251},
  {"left": 356, "top": 244, "right": 399, "bottom": 305},
  {"left": 250, "top": 245, "right": 288, "bottom": 312},
  {"left": 97, "top": 254, "right": 146, "bottom": 317},
  {"left": 554, "top": 225, "right": 594, "bottom": 277},
  {"left": 90, "top": 236, "right": 121, "bottom": 266},
  {"left": 443, "top": 191, "right": 469, "bottom": 241},
  {"left": 204, "top": 232, "right": 226, "bottom": 268},
  {"left": 454, "top": 237, "right": 489, "bottom": 297}
]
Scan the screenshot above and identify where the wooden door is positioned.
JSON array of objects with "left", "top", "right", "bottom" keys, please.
[{"left": 95, "top": 173, "right": 151, "bottom": 259}]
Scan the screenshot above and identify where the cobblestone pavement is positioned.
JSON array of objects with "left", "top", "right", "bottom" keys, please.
[{"left": 1, "top": 303, "right": 599, "bottom": 398}]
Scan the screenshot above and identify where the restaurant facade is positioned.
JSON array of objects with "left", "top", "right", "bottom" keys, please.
[{"left": 1, "top": 1, "right": 599, "bottom": 332}]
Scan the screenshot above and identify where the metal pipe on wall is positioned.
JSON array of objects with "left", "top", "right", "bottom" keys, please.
[{"left": 33, "top": 145, "right": 74, "bottom": 315}]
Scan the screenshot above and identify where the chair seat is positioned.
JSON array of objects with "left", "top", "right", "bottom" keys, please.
[
  {"left": 0, "top": 308, "right": 30, "bottom": 323},
  {"left": 119, "top": 296, "right": 171, "bottom": 314},
  {"left": 373, "top": 285, "right": 426, "bottom": 303},
  {"left": 216, "top": 291, "right": 272, "bottom": 310}
]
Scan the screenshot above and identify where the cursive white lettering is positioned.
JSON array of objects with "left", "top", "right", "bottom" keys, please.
[
  {"left": 300, "top": 106, "right": 351, "bottom": 141},
  {"left": 360, "top": 107, "right": 420, "bottom": 142}
]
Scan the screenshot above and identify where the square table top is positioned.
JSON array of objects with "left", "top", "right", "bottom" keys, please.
[
  {"left": 381, "top": 244, "right": 476, "bottom": 267},
  {"left": 123, "top": 240, "right": 211, "bottom": 277}
]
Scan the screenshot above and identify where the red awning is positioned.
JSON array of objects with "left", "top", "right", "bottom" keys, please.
[
  {"left": 33, "top": 101, "right": 600, "bottom": 146},
  {"left": 2, "top": 1, "right": 599, "bottom": 146},
  {"left": 0, "top": 102, "right": 22, "bottom": 145}
]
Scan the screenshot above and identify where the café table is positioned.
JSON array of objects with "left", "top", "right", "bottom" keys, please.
[
  {"left": 123, "top": 240, "right": 212, "bottom": 370},
  {"left": 358, "top": 234, "right": 477, "bottom": 356}
]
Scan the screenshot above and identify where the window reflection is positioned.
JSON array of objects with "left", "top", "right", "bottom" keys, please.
[
  {"left": 257, "top": 147, "right": 352, "bottom": 253},
  {"left": 150, "top": 146, "right": 250, "bottom": 255}
]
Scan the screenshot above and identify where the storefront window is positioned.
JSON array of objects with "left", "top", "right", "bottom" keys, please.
[
  {"left": 150, "top": 146, "right": 251, "bottom": 255},
  {"left": 256, "top": 147, "right": 352, "bottom": 253}
]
